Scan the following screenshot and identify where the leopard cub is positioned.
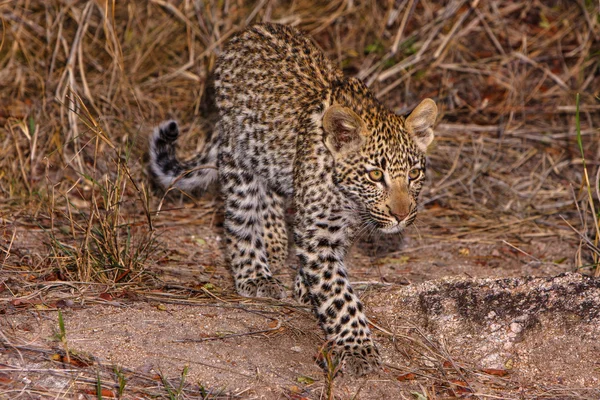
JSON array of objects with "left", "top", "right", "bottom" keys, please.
[{"left": 149, "top": 23, "right": 437, "bottom": 375}]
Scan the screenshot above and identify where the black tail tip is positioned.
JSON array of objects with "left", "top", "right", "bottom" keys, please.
[{"left": 159, "top": 120, "right": 179, "bottom": 142}]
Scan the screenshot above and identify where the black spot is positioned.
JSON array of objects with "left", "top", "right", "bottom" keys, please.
[
  {"left": 241, "top": 172, "right": 253, "bottom": 184},
  {"left": 333, "top": 299, "right": 345, "bottom": 310},
  {"left": 298, "top": 253, "right": 308, "bottom": 265},
  {"left": 317, "top": 238, "right": 330, "bottom": 248},
  {"left": 307, "top": 261, "right": 320, "bottom": 271},
  {"left": 319, "top": 254, "right": 338, "bottom": 264}
]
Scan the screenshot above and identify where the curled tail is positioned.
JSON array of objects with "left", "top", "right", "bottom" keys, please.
[{"left": 148, "top": 120, "right": 219, "bottom": 192}]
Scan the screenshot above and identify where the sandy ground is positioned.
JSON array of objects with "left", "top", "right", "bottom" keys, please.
[{"left": 2, "top": 203, "right": 600, "bottom": 399}]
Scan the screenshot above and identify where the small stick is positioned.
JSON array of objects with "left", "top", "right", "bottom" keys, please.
[{"left": 174, "top": 319, "right": 282, "bottom": 343}]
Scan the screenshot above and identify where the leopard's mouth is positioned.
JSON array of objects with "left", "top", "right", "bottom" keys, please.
[
  {"left": 365, "top": 215, "right": 405, "bottom": 234},
  {"left": 371, "top": 210, "right": 417, "bottom": 234}
]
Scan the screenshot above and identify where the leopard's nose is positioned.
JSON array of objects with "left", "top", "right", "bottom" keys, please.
[{"left": 390, "top": 210, "right": 408, "bottom": 222}]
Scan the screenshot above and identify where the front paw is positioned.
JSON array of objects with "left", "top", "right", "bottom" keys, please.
[
  {"left": 341, "top": 343, "right": 381, "bottom": 376},
  {"left": 236, "top": 276, "right": 286, "bottom": 299},
  {"left": 318, "top": 340, "right": 381, "bottom": 376}
]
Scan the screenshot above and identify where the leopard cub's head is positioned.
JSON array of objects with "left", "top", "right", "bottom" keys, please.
[{"left": 324, "top": 98, "right": 437, "bottom": 234}]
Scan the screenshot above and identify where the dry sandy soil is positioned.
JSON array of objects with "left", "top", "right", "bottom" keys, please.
[{"left": 2, "top": 203, "right": 600, "bottom": 399}]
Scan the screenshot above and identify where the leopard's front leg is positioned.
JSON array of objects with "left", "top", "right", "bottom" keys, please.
[{"left": 294, "top": 210, "right": 381, "bottom": 376}]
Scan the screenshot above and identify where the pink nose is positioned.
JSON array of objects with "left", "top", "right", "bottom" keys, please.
[{"left": 390, "top": 210, "right": 408, "bottom": 222}]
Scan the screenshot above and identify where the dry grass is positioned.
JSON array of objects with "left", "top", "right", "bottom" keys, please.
[{"left": 1, "top": 0, "right": 599, "bottom": 398}]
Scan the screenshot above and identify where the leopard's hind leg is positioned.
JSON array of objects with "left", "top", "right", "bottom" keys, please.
[
  {"left": 219, "top": 150, "right": 286, "bottom": 299},
  {"left": 263, "top": 190, "right": 289, "bottom": 271}
]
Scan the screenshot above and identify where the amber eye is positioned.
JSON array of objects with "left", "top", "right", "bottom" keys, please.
[
  {"left": 408, "top": 168, "right": 421, "bottom": 180},
  {"left": 367, "top": 169, "right": 384, "bottom": 182}
]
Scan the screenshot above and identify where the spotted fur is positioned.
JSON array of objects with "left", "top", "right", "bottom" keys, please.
[{"left": 149, "top": 23, "right": 437, "bottom": 375}]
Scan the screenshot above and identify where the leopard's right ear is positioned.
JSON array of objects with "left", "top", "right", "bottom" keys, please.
[
  {"left": 405, "top": 98, "right": 437, "bottom": 153},
  {"left": 323, "top": 104, "right": 366, "bottom": 155}
]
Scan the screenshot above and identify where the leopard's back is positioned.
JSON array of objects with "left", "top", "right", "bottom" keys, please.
[{"left": 214, "top": 23, "right": 343, "bottom": 194}]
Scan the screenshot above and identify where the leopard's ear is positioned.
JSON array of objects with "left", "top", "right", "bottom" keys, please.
[
  {"left": 323, "top": 104, "right": 366, "bottom": 155},
  {"left": 405, "top": 98, "right": 437, "bottom": 152}
]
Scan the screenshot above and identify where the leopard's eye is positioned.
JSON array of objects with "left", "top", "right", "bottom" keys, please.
[
  {"left": 408, "top": 168, "right": 422, "bottom": 180},
  {"left": 367, "top": 169, "right": 384, "bottom": 182}
]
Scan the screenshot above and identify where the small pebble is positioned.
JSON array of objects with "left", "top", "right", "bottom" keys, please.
[{"left": 510, "top": 323, "right": 523, "bottom": 334}]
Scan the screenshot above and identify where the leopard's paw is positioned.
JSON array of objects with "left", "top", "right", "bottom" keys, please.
[
  {"left": 341, "top": 344, "right": 381, "bottom": 376},
  {"left": 236, "top": 276, "right": 286, "bottom": 299},
  {"left": 317, "top": 340, "right": 381, "bottom": 376}
]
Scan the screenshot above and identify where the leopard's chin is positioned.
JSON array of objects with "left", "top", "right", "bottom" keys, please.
[{"left": 378, "top": 223, "right": 405, "bottom": 235}]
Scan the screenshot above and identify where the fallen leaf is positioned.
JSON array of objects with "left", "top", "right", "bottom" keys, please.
[
  {"left": 82, "top": 388, "right": 116, "bottom": 397},
  {"left": 99, "top": 292, "right": 113, "bottom": 301},
  {"left": 289, "top": 385, "right": 302, "bottom": 393},
  {"left": 397, "top": 373, "right": 417, "bottom": 381},
  {"left": 411, "top": 391, "right": 428, "bottom": 400},
  {"left": 0, "top": 373, "right": 13, "bottom": 384},
  {"left": 481, "top": 368, "right": 509, "bottom": 376},
  {"left": 296, "top": 375, "right": 315, "bottom": 385},
  {"left": 193, "top": 237, "right": 207, "bottom": 246},
  {"left": 156, "top": 304, "right": 167, "bottom": 311},
  {"left": 450, "top": 380, "right": 472, "bottom": 393},
  {"left": 268, "top": 320, "right": 279, "bottom": 329},
  {"left": 50, "top": 353, "right": 93, "bottom": 367}
]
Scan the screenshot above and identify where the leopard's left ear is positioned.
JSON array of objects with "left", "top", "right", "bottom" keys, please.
[
  {"left": 323, "top": 104, "right": 366, "bottom": 155},
  {"left": 405, "top": 98, "right": 437, "bottom": 152}
]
